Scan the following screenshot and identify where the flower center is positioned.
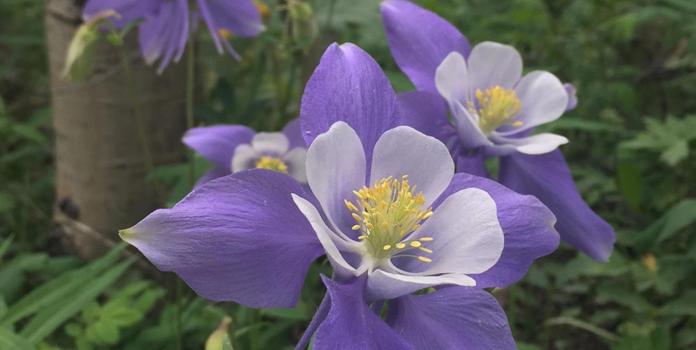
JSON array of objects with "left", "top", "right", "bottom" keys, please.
[
  {"left": 255, "top": 156, "right": 288, "bottom": 173},
  {"left": 217, "top": 28, "right": 233, "bottom": 40},
  {"left": 345, "top": 176, "right": 434, "bottom": 262},
  {"left": 470, "top": 86, "right": 523, "bottom": 134}
]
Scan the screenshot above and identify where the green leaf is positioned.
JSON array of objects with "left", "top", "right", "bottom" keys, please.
[
  {"left": 19, "top": 259, "right": 132, "bottom": 344},
  {"left": 616, "top": 161, "right": 643, "bottom": 210},
  {"left": 0, "top": 297, "right": 6, "bottom": 320},
  {"left": 0, "top": 328, "right": 34, "bottom": 350},
  {"left": 656, "top": 199, "right": 696, "bottom": 242},
  {"left": 261, "top": 302, "right": 310, "bottom": 321},
  {"left": 545, "top": 117, "right": 624, "bottom": 134},
  {"left": 621, "top": 115, "right": 696, "bottom": 166},
  {"left": 86, "top": 320, "right": 120, "bottom": 345},
  {"left": 0, "top": 235, "right": 13, "bottom": 260},
  {"left": 0, "top": 192, "right": 16, "bottom": 213},
  {"left": 546, "top": 316, "right": 618, "bottom": 343},
  {"left": 102, "top": 305, "right": 142, "bottom": 327},
  {"left": 516, "top": 342, "right": 542, "bottom": 350},
  {"left": 1, "top": 243, "right": 126, "bottom": 326},
  {"left": 596, "top": 285, "right": 654, "bottom": 313},
  {"left": 659, "top": 291, "right": 696, "bottom": 317}
]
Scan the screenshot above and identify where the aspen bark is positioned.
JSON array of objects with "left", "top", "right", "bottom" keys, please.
[{"left": 46, "top": 0, "right": 186, "bottom": 259}]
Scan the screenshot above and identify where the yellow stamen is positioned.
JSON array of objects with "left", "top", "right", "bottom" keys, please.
[
  {"left": 417, "top": 256, "right": 432, "bottom": 263},
  {"left": 419, "top": 247, "right": 433, "bottom": 254},
  {"left": 345, "top": 177, "right": 435, "bottom": 260},
  {"left": 419, "top": 237, "right": 434, "bottom": 242},
  {"left": 471, "top": 86, "right": 522, "bottom": 134},
  {"left": 255, "top": 156, "right": 288, "bottom": 173},
  {"left": 344, "top": 200, "right": 358, "bottom": 212},
  {"left": 218, "top": 28, "right": 233, "bottom": 40},
  {"left": 255, "top": 1, "right": 270, "bottom": 18}
]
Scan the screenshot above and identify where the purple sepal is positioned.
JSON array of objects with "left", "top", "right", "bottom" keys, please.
[
  {"left": 122, "top": 170, "right": 323, "bottom": 307},
  {"left": 397, "top": 91, "right": 455, "bottom": 143},
  {"left": 387, "top": 287, "right": 515, "bottom": 350},
  {"left": 500, "top": 150, "right": 615, "bottom": 261},
  {"left": 312, "top": 276, "right": 413, "bottom": 350},
  {"left": 564, "top": 83, "right": 578, "bottom": 111},
  {"left": 182, "top": 125, "right": 255, "bottom": 169},
  {"left": 381, "top": 0, "right": 470, "bottom": 94},
  {"left": 434, "top": 173, "right": 559, "bottom": 287},
  {"left": 300, "top": 43, "right": 400, "bottom": 164},
  {"left": 455, "top": 151, "right": 489, "bottom": 177},
  {"left": 282, "top": 118, "right": 306, "bottom": 149}
]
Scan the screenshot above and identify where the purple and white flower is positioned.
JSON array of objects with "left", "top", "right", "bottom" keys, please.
[
  {"left": 381, "top": 0, "right": 615, "bottom": 261},
  {"left": 121, "top": 42, "right": 560, "bottom": 349},
  {"left": 83, "top": 0, "right": 264, "bottom": 72},
  {"left": 434, "top": 43, "right": 569, "bottom": 156},
  {"left": 183, "top": 119, "right": 307, "bottom": 186}
]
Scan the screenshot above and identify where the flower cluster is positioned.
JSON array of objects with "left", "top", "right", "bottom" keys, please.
[
  {"left": 83, "top": 0, "right": 264, "bottom": 72},
  {"left": 119, "top": 1, "right": 615, "bottom": 348}
]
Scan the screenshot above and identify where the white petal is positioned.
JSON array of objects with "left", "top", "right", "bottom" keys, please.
[
  {"left": 407, "top": 188, "right": 504, "bottom": 275},
  {"left": 451, "top": 100, "right": 492, "bottom": 149},
  {"left": 467, "top": 41, "right": 522, "bottom": 92},
  {"left": 366, "top": 269, "right": 475, "bottom": 301},
  {"left": 252, "top": 132, "right": 290, "bottom": 155},
  {"left": 435, "top": 52, "right": 470, "bottom": 104},
  {"left": 370, "top": 126, "right": 454, "bottom": 206},
  {"left": 306, "top": 121, "right": 367, "bottom": 235},
  {"left": 493, "top": 133, "right": 568, "bottom": 155},
  {"left": 283, "top": 147, "right": 307, "bottom": 183},
  {"left": 499, "top": 71, "right": 567, "bottom": 135},
  {"left": 292, "top": 194, "right": 360, "bottom": 277},
  {"left": 231, "top": 144, "right": 259, "bottom": 172}
]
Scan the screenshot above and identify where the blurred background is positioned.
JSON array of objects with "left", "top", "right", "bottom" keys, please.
[{"left": 1, "top": 0, "right": 695, "bottom": 349}]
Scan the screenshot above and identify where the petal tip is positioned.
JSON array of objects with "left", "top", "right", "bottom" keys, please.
[{"left": 118, "top": 228, "right": 136, "bottom": 241}]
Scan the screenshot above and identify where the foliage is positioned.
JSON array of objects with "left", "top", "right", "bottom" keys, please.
[{"left": 1, "top": 0, "right": 695, "bottom": 349}]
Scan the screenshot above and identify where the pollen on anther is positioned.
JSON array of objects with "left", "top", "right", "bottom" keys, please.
[
  {"left": 351, "top": 225, "right": 361, "bottom": 231},
  {"left": 395, "top": 242, "right": 406, "bottom": 249},
  {"left": 417, "top": 256, "right": 432, "bottom": 263},
  {"left": 419, "top": 237, "right": 434, "bottom": 242},
  {"left": 358, "top": 235, "right": 368, "bottom": 240},
  {"left": 344, "top": 200, "right": 358, "bottom": 212},
  {"left": 512, "top": 120, "right": 524, "bottom": 127},
  {"left": 410, "top": 241, "right": 422, "bottom": 248},
  {"left": 419, "top": 247, "right": 433, "bottom": 254},
  {"left": 383, "top": 244, "right": 392, "bottom": 250}
]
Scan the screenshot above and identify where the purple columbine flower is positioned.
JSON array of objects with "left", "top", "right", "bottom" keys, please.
[
  {"left": 120, "top": 42, "right": 559, "bottom": 349},
  {"left": 83, "top": 0, "right": 264, "bottom": 72},
  {"left": 381, "top": 0, "right": 615, "bottom": 261},
  {"left": 183, "top": 119, "right": 307, "bottom": 186}
]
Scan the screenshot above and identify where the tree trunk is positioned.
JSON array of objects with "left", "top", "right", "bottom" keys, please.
[{"left": 46, "top": 0, "right": 186, "bottom": 259}]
